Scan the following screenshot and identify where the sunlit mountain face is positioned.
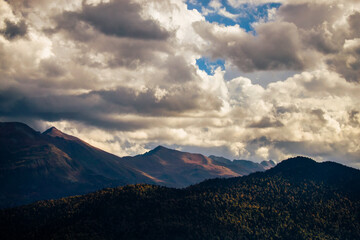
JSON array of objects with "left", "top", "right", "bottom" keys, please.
[
  {"left": 0, "top": 0, "right": 359, "bottom": 169},
  {"left": 0, "top": 122, "right": 275, "bottom": 208}
]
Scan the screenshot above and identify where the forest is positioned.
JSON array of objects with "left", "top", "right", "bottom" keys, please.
[{"left": 1, "top": 157, "right": 359, "bottom": 240}]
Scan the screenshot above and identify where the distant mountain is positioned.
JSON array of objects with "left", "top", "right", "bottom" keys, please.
[
  {"left": 208, "top": 155, "right": 276, "bottom": 175},
  {"left": 123, "top": 146, "right": 240, "bottom": 187},
  {"left": 260, "top": 159, "right": 276, "bottom": 169},
  {"left": 1, "top": 157, "right": 359, "bottom": 240},
  {"left": 0, "top": 122, "right": 273, "bottom": 208},
  {"left": 198, "top": 156, "right": 360, "bottom": 194}
]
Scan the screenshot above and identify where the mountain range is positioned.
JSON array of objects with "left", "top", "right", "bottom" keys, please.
[
  {"left": 1, "top": 156, "right": 359, "bottom": 239},
  {"left": 0, "top": 122, "right": 275, "bottom": 208}
]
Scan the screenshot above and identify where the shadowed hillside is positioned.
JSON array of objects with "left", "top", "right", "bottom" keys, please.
[
  {"left": 0, "top": 122, "right": 152, "bottom": 208},
  {"left": 1, "top": 157, "right": 359, "bottom": 240}
]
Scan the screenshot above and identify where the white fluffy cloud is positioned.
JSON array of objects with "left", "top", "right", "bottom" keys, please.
[{"left": 0, "top": 0, "right": 359, "bottom": 168}]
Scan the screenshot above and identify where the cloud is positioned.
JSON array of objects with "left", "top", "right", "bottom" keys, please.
[
  {"left": 327, "top": 38, "right": 360, "bottom": 82},
  {"left": 202, "top": 0, "right": 243, "bottom": 21},
  {"left": 92, "top": 85, "right": 222, "bottom": 116},
  {"left": 248, "top": 116, "right": 284, "bottom": 128},
  {"left": 44, "top": 1, "right": 172, "bottom": 69},
  {"left": 0, "top": 83, "right": 222, "bottom": 131},
  {"left": 39, "top": 58, "right": 66, "bottom": 78},
  {"left": 53, "top": 0, "right": 169, "bottom": 41},
  {"left": 193, "top": 1, "right": 360, "bottom": 82},
  {"left": 227, "top": 0, "right": 283, "bottom": 8},
  {"left": 194, "top": 21, "right": 310, "bottom": 72},
  {"left": 0, "top": 0, "right": 359, "bottom": 168},
  {"left": 348, "top": 11, "right": 360, "bottom": 38},
  {"left": 278, "top": 3, "right": 342, "bottom": 29},
  {"left": 0, "top": 19, "right": 27, "bottom": 40}
]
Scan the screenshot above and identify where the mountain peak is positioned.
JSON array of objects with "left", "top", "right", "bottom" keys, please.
[
  {"left": 43, "top": 126, "right": 57, "bottom": 132},
  {"left": 0, "top": 122, "right": 40, "bottom": 142},
  {"left": 267, "top": 156, "right": 320, "bottom": 177},
  {"left": 43, "top": 126, "right": 62, "bottom": 136},
  {"left": 144, "top": 145, "right": 172, "bottom": 156},
  {"left": 260, "top": 160, "right": 276, "bottom": 169},
  {"left": 0, "top": 122, "right": 37, "bottom": 133},
  {"left": 276, "top": 156, "right": 317, "bottom": 169},
  {"left": 154, "top": 145, "right": 171, "bottom": 151},
  {"left": 43, "top": 126, "right": 77, "bottom": 141}
]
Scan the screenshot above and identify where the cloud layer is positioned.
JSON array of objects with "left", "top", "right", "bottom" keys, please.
[{"left": 0, "top": 0, "right": 359, "bottom": 168}]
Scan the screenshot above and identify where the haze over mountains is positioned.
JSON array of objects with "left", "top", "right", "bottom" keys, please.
[{"left": 0, "top": 122, "right": 275, "bottom": 208}]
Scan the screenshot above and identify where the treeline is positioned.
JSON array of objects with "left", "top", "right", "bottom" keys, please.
[{"left": 1, "top": 157, "right": 360, "bottom": 239}]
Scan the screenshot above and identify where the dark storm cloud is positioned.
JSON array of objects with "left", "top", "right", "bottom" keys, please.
[
  {"left": 301, "top": 27, "right": 341, "bottom": 54},
  {"left": 249, "top": 136, "right": 272, "bottom": 147},
  {"left": 104, "top": 39, "right": 170, "bottom": 68},
  {"left": 0, "top": 85, "right": 221, "bottom": 130},
  {"left": 276, "top": 3, "right": 346, "bottom": 56},
  {"left": 47, "top": 0, "right": 172, "bottom": 69},
  {"left": 80, "top": 0, "right": 169, "bottom": 40},
  {"left": 248, "top": 22, "right": 305, "bottom": 71},
  {"left": 92, "top": 85, "right": 221, "bottom": 115},
  {"left": 50, "top": 11, "right": 94, "bottom": 42},
  {"left": 162, "top": 55, "right": 197, "bottom": 83},
  {"left": 194, "top": 21, "right": 307, "bottom": 72},
  {"left": 327, "top": 44, "right": 360, "bottom": 83},
  {"left": 348, "top": 110, "right": 360, "bottom": 127},
  {"left": 347, "top": 11, "right": 360, "bottom": 38},
  {"left": 278, "top": 3, "right": 342, "bottom": 29},
  {"left": 328, "top": 57, "right": 360, "bottom": 83},
  {"left": 310, "top": 109, "right": 327, "bottom": 124},
  {"left": 321, "top": 11, "right": 360, "bottom": 82},
  {"left": 248, "top": 117, "right": 284, "bottom": 128},
  {"left": 0, "top": 19, "right": 27, "bottom": 40},
  {"left": 0, "top": 88, "right": 154, "bottom": 131},
  {"left": 40, "top": 58, "right": 66, "bottom": 78},
  {"left": 273, "top": 105, "right": 300, "bottom": 115},
  {"left": 52, "top": 0, "right": 169, "bottom": 41}
]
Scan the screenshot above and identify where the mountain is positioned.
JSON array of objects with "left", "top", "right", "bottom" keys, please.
[
  {"left": 1, "top": 157, "right": 359, "bottom": 240},
  {"left": 208, "top": 155, "right": 276, "bottom": 175},
  {"left": 122, "top": 146, "right": 240, "bottom": 187},
  {"left": 260, "top": 159, "right": 276, "bottom": 169},
  {"left": 0, "top": 122, "right": 152, "bottom": 208},
  {"left": 0, "top": 122, "right": 273, "bottom": 208}
]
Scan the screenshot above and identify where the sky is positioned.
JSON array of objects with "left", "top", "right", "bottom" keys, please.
[{"left": 0, "top": 0, "right": 360, "bottom": 167}]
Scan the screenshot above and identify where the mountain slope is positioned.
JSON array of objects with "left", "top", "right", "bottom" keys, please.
[
  {"left": 0, "top": 122, "right": 274, "bottom": 208},
  {"left": 1, "top": 157, "right": 359, "bottom": 240},
  {"left": 0, "top": 122, "right": 152, "bottom": 208},
  {"left": 208, "top": 155, "right": 276, "bottom": 175},
  {"left": 123, "top": 146, "right": 240, "bottom": 187}
]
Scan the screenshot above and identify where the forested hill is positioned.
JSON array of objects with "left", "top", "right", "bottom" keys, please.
[{"left": 1, "top": 157, "right": 359, "bottom": 240}]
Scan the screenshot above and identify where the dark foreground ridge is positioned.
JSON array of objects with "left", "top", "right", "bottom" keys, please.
[{"left": 1, "top": 156, "right": 359, "bottom": 240}]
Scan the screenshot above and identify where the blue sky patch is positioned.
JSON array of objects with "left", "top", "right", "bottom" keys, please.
[
  {"left": 196, "top": 57, "right": 225, "bottom": 75},
  {"left": 186, "top": 0, "right": 281, "bottom": 32}
]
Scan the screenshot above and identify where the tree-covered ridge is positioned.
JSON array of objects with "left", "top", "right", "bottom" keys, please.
[{"left": 1, "top": 157, "right": 359, "bottom": 240}]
